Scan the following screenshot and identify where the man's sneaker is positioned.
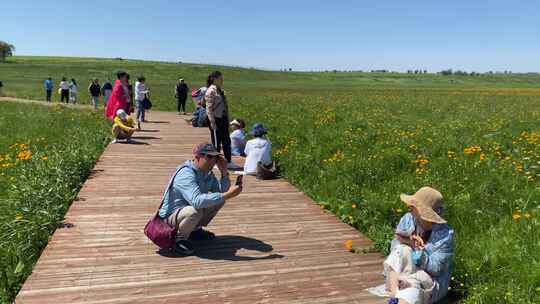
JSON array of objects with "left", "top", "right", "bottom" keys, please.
[
  {"left": 189, "top": 228, "right": 215, "bottom": 241},
  {"left": 173, "top": 240, "right": 195, "bottom": 256},
  {"left": 227, "top": 162, "right": 242, "bottom": 170},
  {"left": 111, "top": 139, "right": 118, "bottom": 144}
]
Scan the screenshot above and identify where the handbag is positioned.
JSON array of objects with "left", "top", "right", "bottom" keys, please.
[
  {"left": 144, "top": 166, "right": 184, "bottom": 249},
  {"left": 143, "top": 97, "right": 152, "bottom": 110}
]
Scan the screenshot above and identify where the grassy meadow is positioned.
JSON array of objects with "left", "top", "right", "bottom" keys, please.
[
  {"left": 1, "top": 56, "right": 540, "bottom": 303},
  {"left": 0, "top": 101, "right": 111, "bottom": 302}
]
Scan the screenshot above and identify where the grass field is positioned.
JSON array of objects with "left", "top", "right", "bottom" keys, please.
[
  {"left": 1, "top": 56, "right": 540, "bottom": 303},
  {"left": 0, "top": 101, "right": 111, "bottom": 302}
]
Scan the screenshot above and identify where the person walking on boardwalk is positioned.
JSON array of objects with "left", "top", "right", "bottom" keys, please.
[
  {"left": 158, "top": 143, "right": 243, "bottom": 255},
  {"left": 105, "top": 71, "right": 130, "bottom": 119},
  {"left": 69, "top": 78, "right": 78, "bottom": 104},
  {"left": 175, "top": 78, "right": 189, "bottom": 115},
  {"left": 102, "top": 78, "right": 113, "bottom": 107},
  {"left": 88, "top": 78, "right": 101, "bottom": 110},
  {"left": 44, "top": 77, "right": 53, "bottom": 102},
  {"left": 59, "top": 77, "right": 70, "bottom": 103},
  {"left": 205, "top": 71, "right": 241, "bottom": 170},
  {"left": 135, "top": 76, "right": 150, "bottom": 129}
]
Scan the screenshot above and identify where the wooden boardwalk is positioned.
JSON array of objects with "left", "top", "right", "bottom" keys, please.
[{"left": 15, "top": 111, "right": 385, "bottom": 304}]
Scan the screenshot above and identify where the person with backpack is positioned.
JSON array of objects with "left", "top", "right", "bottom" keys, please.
[
  {"left": 157, "top": 142, "right": 243, "bottom": 255},
  {"left": 69, "top": 78, "right": 78, "bottom": 104},
  {"left": 190, "top": 87, "right": 208, "bottom": 127},
  {"left": 88, "top": 78, "right": 101, "bottom": 110},
  {"left": 175, "top": 78, "right": 189, "bottom": 115},
  {"left": 205, "top": 71, "right": 241, "bottom": 170}
]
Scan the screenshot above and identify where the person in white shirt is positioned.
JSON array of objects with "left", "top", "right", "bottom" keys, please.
[
  {"left": 69, "top": 78, "right": 78, "bottom": 104},
  {"left": 59, "top": 77, "right": 70, "bottom": 103},
  {"left": 244, "top": 123, "right": 272, "bottom": 176},
  {"left": 135, "top": 76, "right": 150, "bottom": 129},
  {"left": 229, "top": 119, "right": 246, "bottom": 157}
]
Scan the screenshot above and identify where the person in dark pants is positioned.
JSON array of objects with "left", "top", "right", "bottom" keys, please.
[
  {"left": 204, "top": 71, "right": 241, "bottom": 170},
  {"left": 0, "top": 80, "right": 4, "bottom": 96},
  {"left": 44, "top": 77, "right": 53, "bottom": 102},
  {"left": 175, "top": 78, "right": 189, "bottom": 115},
  {"left": 59, "top": 77, "right": 69, "bottom": 103}
]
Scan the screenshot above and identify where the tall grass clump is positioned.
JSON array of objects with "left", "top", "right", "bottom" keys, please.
[{"left": 0, "top": 102, "right": 110, "bottom": 303}]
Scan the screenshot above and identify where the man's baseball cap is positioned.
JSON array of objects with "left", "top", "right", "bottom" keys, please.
[{"left": 192, "top": 142, "right": 221, "bottom": 156}]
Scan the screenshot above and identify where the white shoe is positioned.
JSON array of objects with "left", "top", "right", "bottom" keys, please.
[
  {"left": 111, "top": 139, "right": 118, "bottom": 144},
  {"left": 227, "top": 162, "right": 242, "bottom": 170}
]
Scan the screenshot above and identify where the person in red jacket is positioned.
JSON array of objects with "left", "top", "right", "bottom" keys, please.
[{"left": 105, "top": 71, "right": 130, "bottom": 120}]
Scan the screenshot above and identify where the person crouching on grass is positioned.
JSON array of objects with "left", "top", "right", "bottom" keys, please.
[
  {"left": 384, "top": 187, "right": 454, "bottom": 304},
  {"left": 158, "top": 143, "right": 243, "bottom": 256},
  {"left": 111, "top": 109, "right": 137, "bottom": 143}
]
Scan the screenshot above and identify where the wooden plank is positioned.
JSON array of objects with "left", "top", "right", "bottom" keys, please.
[{"left": 15, "top": 111, "right": 386, "bottom": 304}]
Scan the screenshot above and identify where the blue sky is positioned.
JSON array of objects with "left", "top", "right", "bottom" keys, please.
[{"left": 2, "top": 0, "right": 539, "bottom": 72}]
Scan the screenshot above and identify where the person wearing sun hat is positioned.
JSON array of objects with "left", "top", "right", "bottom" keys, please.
[
  {"left": 157, "top": 142, "right": 243, "bottom": 255},
  {"left": 244, "top": 123, "right": 273, "bottom": 176},
  {"left": 111, "top": 109, "right": 137, "bottom": 143},
  {"left": 384, "top": 187, "right": 455, "bottom": 304},
  {"left": 229, "top": 119, "right": 247, "bottom": 156}
]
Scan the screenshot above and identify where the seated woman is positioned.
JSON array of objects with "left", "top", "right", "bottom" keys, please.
[
  {"left": 229, "top": 119, "right": 246, "bottom": 156},
  {"left": 112, "top": 109, "right": 137, "bottom": 143},
  {"left": 385, "top": 187, "right": 454, "bottom": 304},
  {"left": 244, "top": 123, "right": 276, "bottom": 179}
]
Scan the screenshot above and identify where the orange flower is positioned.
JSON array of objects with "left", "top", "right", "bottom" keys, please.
[
  {"left": 344, "top": 240, "right": 353, "bottom": 250},
  {"left": 351, "top": 203, "right": 357, "bottom": 209},
  {"left": 512, "top": 213, "right": 521, "bottom": 221}
]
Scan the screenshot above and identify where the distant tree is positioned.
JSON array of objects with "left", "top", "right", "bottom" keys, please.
[
  {"left": 289, "top": 68, "right": 292, "bottom": 72},
  {"left": 440, "top": 69, "right": 453, "bottom": 76},
  {"left": 423, "top": 70, "right": 427, "bottom": 74},
  {"left": 0, "top": 41, "right": 15, "bottom": 62}
]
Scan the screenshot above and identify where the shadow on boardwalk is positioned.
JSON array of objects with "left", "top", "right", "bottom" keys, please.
[{"left": 158, "top": 235, "right": 286, "bottom": 261}]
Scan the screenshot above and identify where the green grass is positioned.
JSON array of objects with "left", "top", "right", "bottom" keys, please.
[
  {"left": 0, "top": 101, "right": 111, "bottom": 303},
  {"left": 1, "top": 56, "right": 540, "bottom": 303}
]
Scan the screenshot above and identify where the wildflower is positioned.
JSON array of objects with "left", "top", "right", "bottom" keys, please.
[
  {"left": 479, "top": 153, "right": 487, "bottom": 161},
  {"left": 16, "top": 150, "right": 32, "bottom": 160},
  {"left": 395, "top": 208, "right": 403, "bottom": 214},
  {"left": 512, "top": 213, "right": 521, "bottom": 221},
  {"left": 41, "top": 156, "right": 48, "bottom": 161},
  {"left": 524, "top": 213, "right": 531, "bottom": 219},
  {"left": 351, "top": 203, "right": 357, "bottom": 209},
  {"left": 15, "top": 214, "right": 23, "bottom": 221},
  {"left": 344, "top": 240, "right": 353, "bottom": 250}
]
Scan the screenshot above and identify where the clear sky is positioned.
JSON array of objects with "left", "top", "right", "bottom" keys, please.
[{"left": 2, "top": 0, "right": 539, "bottom": 72}]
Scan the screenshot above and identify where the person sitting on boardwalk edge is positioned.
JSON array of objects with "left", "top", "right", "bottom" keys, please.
[
  {"left": 111, "top": 109, "right": 137, "bottom": 143},
  {"left": 158, "top": 143, "right": 243, "bottom": 255},
  {"left": 385, "top": 187, "right": 454, "bottom": 304}
]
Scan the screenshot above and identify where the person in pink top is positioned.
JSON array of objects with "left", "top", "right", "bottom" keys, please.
[{"left": 105, "top": 71, "right": 130, "bottom": 120}]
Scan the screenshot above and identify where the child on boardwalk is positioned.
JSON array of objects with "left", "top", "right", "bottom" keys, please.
[{"left": 111, "top": 109, "right": 137, "bottom": 143}]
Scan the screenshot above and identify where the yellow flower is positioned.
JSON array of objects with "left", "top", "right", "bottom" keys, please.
[
  {"left": 396, "top": 208, "right": 403, "bottom": 213},
  {"left": 351, "top": 203, "right": 357, "bottom": 209},
  {"left": 41, "top": 156, "right": 48, "bottom": 161},
  {"left": 16, "top": 150, "right": 32, "bottom": 160},
  {"left": 344, "top": 240, "right": 353, "bottom": 250},
  {"left": 15, "top": 214, "right": 24, "bottom": 221},
  {"left": 512, "top": 213, "right": 521, "bottom": 221},
  {"left": 524, "top": 213, "right": 531, "bottom": 219},
  {"left": 479, "top": 153, "right": 487, "bottom": 161}
]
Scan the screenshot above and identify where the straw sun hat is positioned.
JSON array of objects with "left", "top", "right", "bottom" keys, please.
[{"left": 400, "top": 187, "right": 446, "bottom": 224}]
